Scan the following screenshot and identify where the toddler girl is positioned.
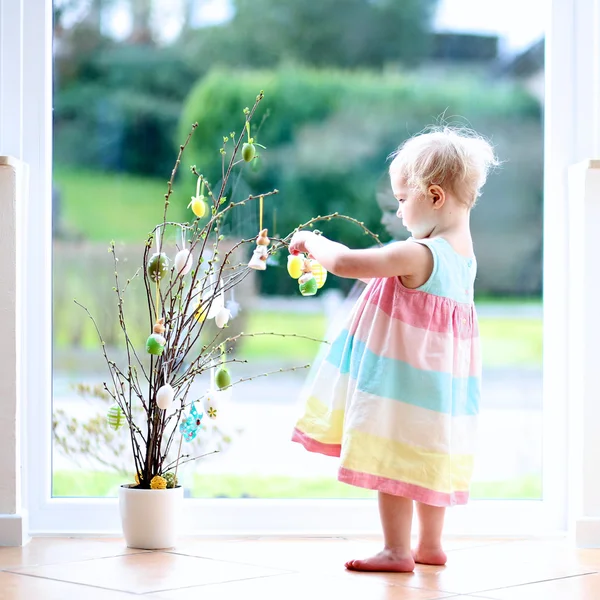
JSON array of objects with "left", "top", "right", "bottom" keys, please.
[{"left": 289, "top": 126, "right": 498, "bottom": 572}]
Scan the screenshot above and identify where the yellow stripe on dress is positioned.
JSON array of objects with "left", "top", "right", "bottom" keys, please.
[{"left": 341, "top": 430, "right": 474, "bottom": 494}]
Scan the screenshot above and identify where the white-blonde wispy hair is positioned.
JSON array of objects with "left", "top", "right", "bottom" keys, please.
[{"left": 388, "top": 126, "right": 499, "bottom": 208}]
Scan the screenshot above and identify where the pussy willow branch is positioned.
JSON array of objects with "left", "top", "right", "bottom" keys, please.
[
  {"left": 277, "top": 213, "right": 383, "bottom": 248},
  {"left": 217, "top": 91, "right": 264, "bottom": 203},
  {"left": 110, "top": 245, "right": 149, "bottom": 384},
  {"left": 162, "top": 450, "right": 219, "bottom": 473},
  {"left": 160, "top": 122, "right": 198, "bottom": 248}
]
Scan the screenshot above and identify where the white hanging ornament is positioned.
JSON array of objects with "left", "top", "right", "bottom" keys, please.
[
  {"left": 207, "top": 279, "right": 225, "bottom": 319},
  {"left": 225, "top": 288, "right": 240, "bottom": 319},
  {"left": 215, "top": 306, "right": 231, "bottom": 329},
  {"left": 156, "top": 384, "right": 175, "bottom": 410},
  {"left": 174, "top": 249, "right": 193, "bottom": 276},
  {"left": 204, "top": 388, "right": 220, "bottom": 419},
  {"left": 248, "top": 228, "right": 270, "bottom": 270}
]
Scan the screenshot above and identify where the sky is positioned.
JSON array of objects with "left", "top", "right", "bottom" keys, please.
[{"left": 100, "top": 0, "right": 546, "bottom": 57}]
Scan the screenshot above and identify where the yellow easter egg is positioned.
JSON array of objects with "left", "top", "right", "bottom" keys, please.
[
  {"left": 194, "top": 304, "right": 208, "bottom": 322},
  {"left": 191, "top": 196, "right": 207, "bottom": 218},
  {"left": 287, "top": 255, "right": 303, "bottom": 279},
  {"left": 310, "top": 260, "right": 328, "bottom": 289}
]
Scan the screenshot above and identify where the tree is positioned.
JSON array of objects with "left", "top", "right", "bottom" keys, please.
[{"left": 186, "top": 0, "right": 439, "bottom": 70}]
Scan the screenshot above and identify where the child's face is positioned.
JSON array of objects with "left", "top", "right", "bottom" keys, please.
[{"left": 390, "top": 174, "right": 435, "bottom": 239}]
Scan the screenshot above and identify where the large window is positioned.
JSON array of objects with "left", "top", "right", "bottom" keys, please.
[{"left": 16, "top": 0, "right": 579, "bottom": 534}]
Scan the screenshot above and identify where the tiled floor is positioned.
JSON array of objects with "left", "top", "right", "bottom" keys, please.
[{"left": 0, "top": 536, "right": 599, "bottom": 599}]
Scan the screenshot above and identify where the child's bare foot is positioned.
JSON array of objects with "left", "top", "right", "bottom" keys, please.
[
  {"left": 413, "top": 545, "right": 447, "bottom": 566},
  {"left": 345, "top": 548, "right": 415, "bottom": 572}
]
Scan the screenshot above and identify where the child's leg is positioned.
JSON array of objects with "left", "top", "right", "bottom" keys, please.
[
  {"left": 413, "top": 502, "right": 447, "bottom": 565},
  {"left": 345, "top": 492, "right": 415, "bottom": 572}
]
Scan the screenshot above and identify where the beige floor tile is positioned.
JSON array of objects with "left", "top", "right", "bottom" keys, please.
[
  {"left": 11, "top": 551, "right": 289, "bottom": 595},
  {"left": 0, "top": 571, "right": 137, "bottom": 600},
  {"left": 149, "top": 572, "right": 450, "bottom": 600},
  {"left": 398, "top": 540, "right": 597, "bottom": 595},
  {"left": 483, "top": 573, "right": 600, "bottom": 600},
  {"left": 0, "top": 537, "right": 145, "bottom": 570},
  {"left": 170, "top": 537, "right": 385, "bottom": 572}
]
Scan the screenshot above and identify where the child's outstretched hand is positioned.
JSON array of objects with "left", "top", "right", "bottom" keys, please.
[{"left": 289, "top": 230, "right": 316, "bottom": 256}]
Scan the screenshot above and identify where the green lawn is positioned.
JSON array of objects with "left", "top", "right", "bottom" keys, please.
[
  {"left": 54, "top": 166, "right": 189, "bottom": 242},
  {"left": 53, "top": 470, "right": 541, "bottom": 500},
  {"left": 239, "top": 311, "right": 543, "bottom": 368}
]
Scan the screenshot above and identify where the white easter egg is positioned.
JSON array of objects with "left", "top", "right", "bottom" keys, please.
[
  {"left": 156, "top": 384, "right": 175, "bottom": 410},
  {"left": 174, "top": 249, "right": 193, "bottom": 276},
  {"left": 215, "top": 307, "right": 231, "bottom": 329},
  {"left": 207, "top": 290, "right": 225, "bottom": 319}
]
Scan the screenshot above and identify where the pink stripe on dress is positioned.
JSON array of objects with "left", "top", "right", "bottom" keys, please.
[
  {"left": 338, "top": 467, "right": 469, "bottom": 507},
  {"left": 292, "top": 428, "right": 341, "bottom": 457},
  {"left": 347, "top": 301, "right": 480, "bottom": 378},
  {"left": 364, "top": 279, "right": 479, "bottom": 339}
]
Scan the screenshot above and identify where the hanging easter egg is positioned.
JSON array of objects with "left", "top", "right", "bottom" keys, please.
[
  {"left": 107, "top": 403, "right": 125, "bottom": 430},
  {"left": 287, "top": 255, "right": 303, "bottom": 279},
  {"left": 207, "top": 289, "right": 225, "bottom": 319},
  {"left": 204, "top": 389, "right": 220, "bottom": 419},
  {"left": 242, "top": 142, "right": 256, "bottom": 162},
  {"left": 156, "top": 383, "right": 175, "bottom": 410},
  {"left": 174, "top": 249, "right": 193, "bottom": 276},
  {"left": 215, "top": 367, "right": 231, "bottom": 390},
  {"left": 310, "top": 260, "right": 328, "bottom": 289},
  {"left": 147, "top": 252, "right": 169, "bottom": 283},
  {"left": 215, "top": 306, "right": 231, "bottom": 329},
  {"left": 146, "top": 333, "right": 166, "bottom": 355},
  {"left": 299, "top": 272, "right": 318, "bottom": 296},
  {"left": 193, "top": 300, "right": 208, "bottom": 322},
  {"left": 190, "top": 195, "right": 207, "bottom": 218}
]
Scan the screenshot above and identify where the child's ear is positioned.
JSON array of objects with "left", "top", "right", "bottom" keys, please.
[{"left": 428, "top": 185, "right": 446, "bottom": 209}]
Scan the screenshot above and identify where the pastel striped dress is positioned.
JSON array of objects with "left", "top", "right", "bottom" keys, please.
[{"left": 292, "top": 237, "right": 481, "bottom": 507}]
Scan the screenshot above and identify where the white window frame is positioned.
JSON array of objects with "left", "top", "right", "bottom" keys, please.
[{"left": 9, "top": 0, "right": 596, "bottom": 536}]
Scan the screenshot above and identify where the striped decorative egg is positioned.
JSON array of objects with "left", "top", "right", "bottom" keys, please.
[
  {"left": 107, "top": 403, "right": 125, "bottom": 430},
  {"left": 309, "top": 260, "right": 328, "bottom": 289}
]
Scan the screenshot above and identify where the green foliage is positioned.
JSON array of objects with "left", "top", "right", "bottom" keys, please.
[
  {"left": 52, "top": 469, "right": 541, "bottom": 500},
  {"left": 184, "top": 0, "right": 438, "bottom": 69},
  {"left": 54, "top": 44, "right": 201, "bottom": 176},
  {"left": 179, "top": 67, "right": 541, "bottom": 294}
]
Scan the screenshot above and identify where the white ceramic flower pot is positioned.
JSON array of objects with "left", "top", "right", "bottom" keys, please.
[{"left": 119, "top": 484, "right": 184, "bottom": 549}]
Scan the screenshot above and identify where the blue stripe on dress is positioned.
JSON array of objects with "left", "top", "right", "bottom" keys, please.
[{"left": 326, "top": 329, "right": 480, "bottom": 416}]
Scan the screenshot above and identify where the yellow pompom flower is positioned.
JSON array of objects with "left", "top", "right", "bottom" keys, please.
[{"left": 150, "top": 475, "right": 167, "bottom": 490}]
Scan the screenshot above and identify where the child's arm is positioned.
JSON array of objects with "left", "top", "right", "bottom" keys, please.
[{"left": 289, "top": 230, "right": 432, "bottom": 282}]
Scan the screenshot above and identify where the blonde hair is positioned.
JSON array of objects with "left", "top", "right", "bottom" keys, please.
[{"left": 389, "top": 126, "right": 499, "bottom": 208}]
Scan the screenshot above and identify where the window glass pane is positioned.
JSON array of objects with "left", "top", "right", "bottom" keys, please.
[{"left": 52, "top": 0, "right": 543, "bottom": 501}]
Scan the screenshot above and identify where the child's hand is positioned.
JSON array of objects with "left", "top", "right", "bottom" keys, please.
[{"left": 289, "top": 230, "right": 316, "bottom": 256}]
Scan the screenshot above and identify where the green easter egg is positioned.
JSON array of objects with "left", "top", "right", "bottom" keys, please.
[
  {"left": 215, "top": 367, "right": 231, "bottom": 389},
  {"left": 146, "top": 333, "right": 165, "bottom": 355},
  {"left": 107, "top": 403, "right": 125, "bottom": 430},
  {"left": 242, "top": 143, "right": 256, "bottom": 162},
  {"left": 147, "top": 252, "right": 169, "bottom": 282},
  {"left": 299, "top": 276, "right": 318, "bottom": 296}
]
